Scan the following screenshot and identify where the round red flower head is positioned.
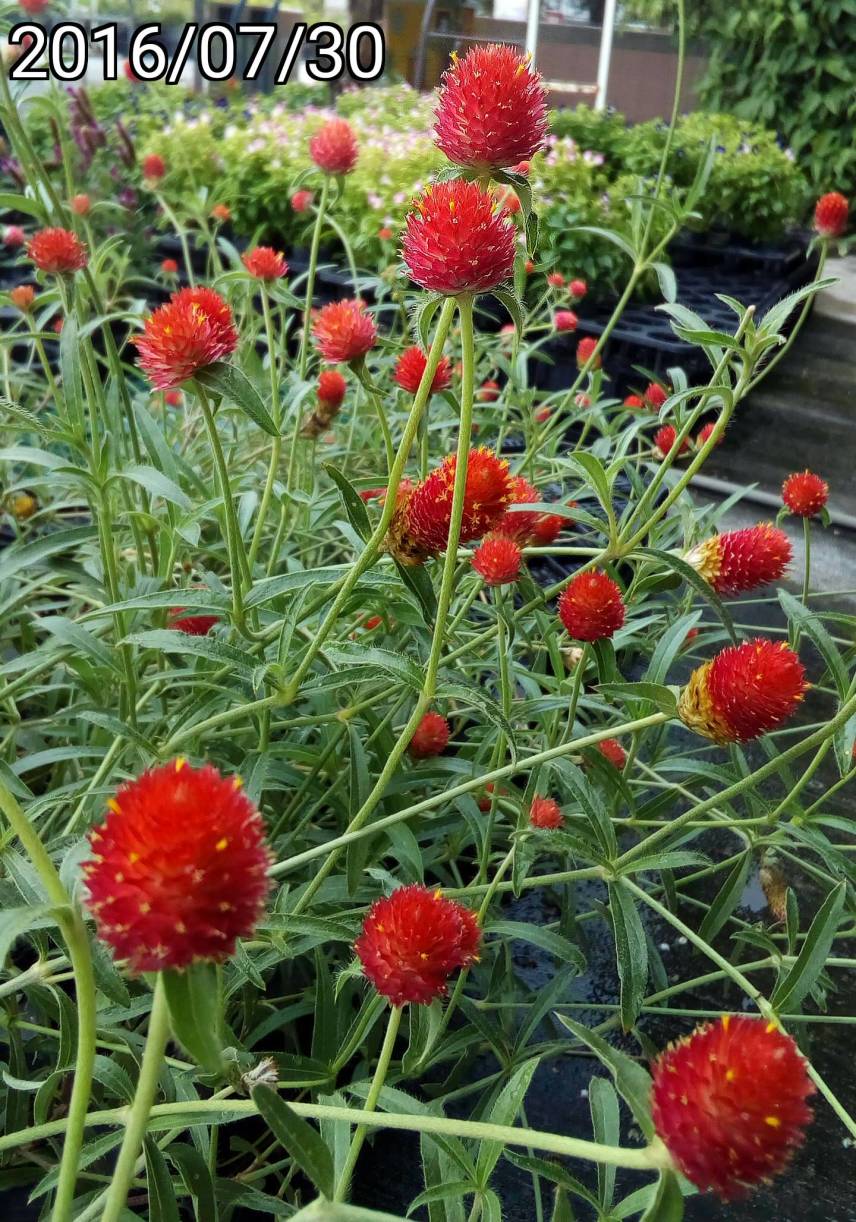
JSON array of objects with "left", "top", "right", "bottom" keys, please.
[
  {"left": 164, "top": 390, "right": 183, "bottom": 407},
  {"left": 596, "top": 738, "right": 626, "bottom": 769},
  {"left": 28, "top": 228, "right": 87, "bottom": 275},
  {"left": 70, "top": 193, "right": 90, "bottom": 217},
  {"left": 624, "top": 394, "right": 644, "bottom": 409},
  {"left": 394, "top": 346, "right": 452, "bottom": 396},
  {"left": 493, "top": 475, "right": 563, "bottom": 546},
  {"left": 554, "top": 310, "right": 578, "bottom": 333},
  {"left": 18, "top": 0, "right": 50, "bottom": 14},
  {"left": 3, "top": 225, "right": 26, "bottom": 249},
  {"left": 686, "top": 523, "right": 792, "bottom": 595},
  {"left": 652, "top": 1015, "right": 814, "bottom": 1200},
  {"left": 83, "top": 760, "right": 272, "bottom": 973},
  {"left": 167, "top": 607, "right": 220, "bottom": 636},
  {"left": 529, "top": 795, "right": 563, "bottom": 829},
  {"left": 309, "top": 118, "right": 358, "bottom": 175},
  {"left": 814, "top": 191, "right": 849, "bottom": 238},
  {"left": 569, "top": 278, "right": 587, "bottom": 298},
  {"left": 242, "top": 246, "right": 288, "bottom": 281},
  {"left": 547, "top": 271, "right": 565, "bottom": 288},
  {"left": 355, "top": 884, "right": 480, "bottom": 1006},
  {"left": 434, "top": 44, "right": 548, "bottom": 171},
  {"left": 472, "top": 533, "right": 522, "bottom": 585},
  {"left": 479, "top": 379, "right": 501, "bottom": 402},
  {"left": 558, "top": 570, "right": 625, "bottom": 642},
  {"left": 654, "top": 425, "right": 689, "bottom": 460},
  {"left": 402, "top": 179, "right": 516, "bottom": 296},
  {"left": 697, "top": 420, "right": 721, "bottom": 447},
  {"left": 135, "top": 286, "right": 238, "bottom": 390},
  {"left": 161, "top": 257, "right": 178, "bottom": 275},
  {"left": 409, "top": 710, "right": 450, "bottom": 759},
  {"left": 141, "top": 153, "right": 166, "bottom": 182},
  {"left": 782, "top": 470, "right": 828, "bottom": 517},
  {"left": 644, "top": 381, "right": 668, "bottom": 410},
  {"left": 312, "top": 298, "right": 377, "bottom": 364},
  {"left": 211, "top": 204, "right": 230, "bottom": 223},
  {"left": 390, "top": 448, "right": 514, "bottom": 564},
  {"left": 576, "top": 336, "right": 601, "bottom": 370},
  {"left": 291, "top": 189, "right": 314, "bottom": 213},
  {"left": 317, "top": 369, "right": 347, "bottom": 411},
  {"left": 679, "top": 637, "right": 808, "bottom": 744}
]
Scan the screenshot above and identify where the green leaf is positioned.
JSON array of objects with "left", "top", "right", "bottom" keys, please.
[
  {"left": 639, "top": 1171, "right": 685, "bottom": 1222},
  {"left": 145, "top": 1138, "right": 181, "bottom": 1222},
  {"left": 607, "top": 882, "right": 648, "bottom": 1032},
  {"left": 324, "top": 643, "right": 424, "bottom": 691},
  {"left": 476, "top": 1058, "right": 538, "bottom": 1183},
  {"left": 59, "top": 314, "right": 84, "bottom": 426},
  {"left": 252, "top": 1083, "right": 335, "bottom": 1200},
  {"left": 324, "top": 463, "right": 372, "bottom": 542},
  {"left": 0, "top": 525, "right": 96, "bottom": 580},
  {"left": 123, "top": 630, "right": 258, "bottom": 679},
  {"left": 0, "top": 905, "right": 66, "bottom": 966},
  {"left": 771, "top": 882, "right": 846, "bottom": 1014},
  {"left": 589, "top": 1077, "right": 619, "bottom": 1208},
  {"left": 163, "top": 963, "right": 225, "bottom": 1073},
  {"left": 637, "top": 548, "right": 737, "bottom": 643},
  {"left": 170, "top": 1143, "right": 219, "bottom": 1222},
  {"left": 698, "top": 853, "right": 751, "bottom": 944},
  {"left": 566, "top": 452, "right": 614, "bottom": 516},
  {"left": 595, "top": 682, "right": 678, "bottom": 718},
  {"left": 120, "top": 464, "right": 191, "bottom": 512},
  {"left": 554, "top": 1015, "right": 654, "bottom": 1139},
  {"left": 291, "top": 1201, "right": 410, "bottom": 1220},
  {"left": 778, "top": 590, "right": 849, "bottom": 699},
  {"left": 485, "top": 921, "right": 586, "bottom": 973},
  {"left": 194, "top": 364, "right": 278, "bottom": 436}
]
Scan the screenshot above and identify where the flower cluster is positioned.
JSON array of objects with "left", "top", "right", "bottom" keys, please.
[{"left": 135, "top": 287, "right": 238, "bottom": 389}]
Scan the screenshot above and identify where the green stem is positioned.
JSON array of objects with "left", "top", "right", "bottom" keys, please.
[
  {"left": 98, "top": 975, "right": 171, "bottom": 1222},
  {"left": 247, "top": 288, "right": 283, "bottom": 573},
  {"left": 2, "top": 1097, "right": 672, "bottom": 1175},
  {"left": 299, "top": 178, "right": 331, "bottom": 383},
  {"left": 196, "top": 385, "right": 249, "bottom": 632},
  {"left": 334, "top": 1005, "right": 403, "bottom": 1201},
  {"left": 0, "top": 783, "right": 97, "bottom": 1222}
]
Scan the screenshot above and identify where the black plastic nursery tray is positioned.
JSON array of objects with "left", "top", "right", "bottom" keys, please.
[{"left": 532, "top": 242, "right": 821, "bottom": 397}]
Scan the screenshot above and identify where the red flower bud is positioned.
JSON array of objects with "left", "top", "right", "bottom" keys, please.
[
  {"left": 558, "top": 570, "right": 625, "bottom": 642},
  {"left": 679, "top": 638, "right": 808, "bottom": 743},
  {"left": 781, "top": 470, "right": 828, "bottom": 517}
]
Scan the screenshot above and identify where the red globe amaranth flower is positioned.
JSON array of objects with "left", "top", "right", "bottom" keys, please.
[
  {"left": 83, "top": 760, "right": 272, "bottom": 972},
  {"left": 355, "top": 884, "right": 480, "bottom": 1005},
  {"left": 402, "top": 180, "right": 516, "bottom": 295},
  {"left": 782, "top": 470, "right": 829, "bottom": 517},
  {"left": 686, "top": 524, "right": 792, "bottom": 595},
  {"left": 10, "top": 285, "right": 35, "bottom": 312},
  {"left": 558, "top": 571, "right": 625, "bottom": 642},
  {"left": 394, "top": 346, "right": 452, "bottom": 395},
  {"left": 378, "top": 226, "right": 394, "bottom": 240},
  {"left": 575, "top": 393, "right": 591, "bottom": 409},
  {"left": 317, "top": 370, "right": 347, "bottom": 411},
  {"left": 3, "top": 225, "right": 26, "bottom": 248},
  {"left": 211, "top": 204, "right": 231, "bottom": 223},
  {"left": 597, "top": 738, "right": 626, "bottom": 769},
  {"left": 53, "top": 317, "right": 63, "bottom": 334},
  {"left": 291, "top": 189, "right": 314, "bottom": 212},
  {"left": 529, "top": 795, "right": 563, "bottom": 829},
  {"left": 697, "top": 421, "right": 721, "bottom": 447},
  {"left": 18, "top": 0, "right": 49, "bottom": 13},
  {"left": 534, "top": 406, "right": 551, "bottom": 424},
  {"left": 312, "top": 298, "right": 377, "bottom": 364},
  {"left": 28, "top": 228, "right": 87, "bottom": 275},
  {"left": 167, "top": 606, "right": 219, "bottom": 635},
  {"left": 652, "top": 1016, "right": 814, "bottom": 1200},
  {"left": 569, "top": 278, "right": 587, "bottom": 298},
  {"left": 409, "top": 711, "right": 450, "bottom": 759},
  {"left": 161, "top": 257, "right": 178, "bottom": 275},
  {"left": 813, "top": 192, "right": 849, "bottom": 238},
  {"left": 141, "top": 153, "right": 166, "bottom": 182},
  {"left": 679, "top": 638, "right": 808, "bottom": 744},
  {"left": 547, "top": 271, "right": 565, "bottom": 288},
  {"left": 513, "top": 160, "right": 530, "bottom": 175},
  {"left": 390, "top": 448, "right": 514, "bottom": 563},
  {"left": 135, "top": 286, "right": 238, "bottom": 389},
  {"left": 524, "top": 259, "right": 535, "bottom": 275},
  {"left": 472, "top": 533, "right": 522, "bottom": 585},
  {"left": 554, "top": 310, "right": 578, "bottom": 333},
  {"left": 164, "top": 389, "right": 183, "bottom": 407},
  {"left": 576, "top": 336, "right": 601, "bottom": 370},
  {"left": 530, "top": 509, "right": 565, "bottom": 544},
  {"left": 479, "top": 379, "right": 501, "bottom": 402},
  {"left": 434, "top": 43, "right": 548, "bottom": 171},
  {"left": 242, "top": 246, "right": 288, "bottom": 281},
  {"left": 496, "top": 187, "right": 521, "bottom": 215},
  {"left": 310, "top": 118, "right": 358, "bottom": 175},
  {"left": 644, "top": 381, "right": 668, "bottom": 410},
  {"left": 123, "top": 59, "right": 140, "bottom": 82},
  {"left": 477, "top": 782, "right": 498, "bottom": 812},
  {"left": 624, "top": 394, "right": 644, "bottom": 409},
  {"left": 654, "top": 425, "right": 689, "bottom": 460},
  {"left": 70, "top": 193, "right": 91, "bottom": 216}
]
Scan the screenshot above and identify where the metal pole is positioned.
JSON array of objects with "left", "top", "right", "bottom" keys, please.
[
  {"left": 525, "top": 0, "right": 540, "bottom": 62},
  {"left": 594, "top": 0, "right": 617, "bottom": 110}
]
